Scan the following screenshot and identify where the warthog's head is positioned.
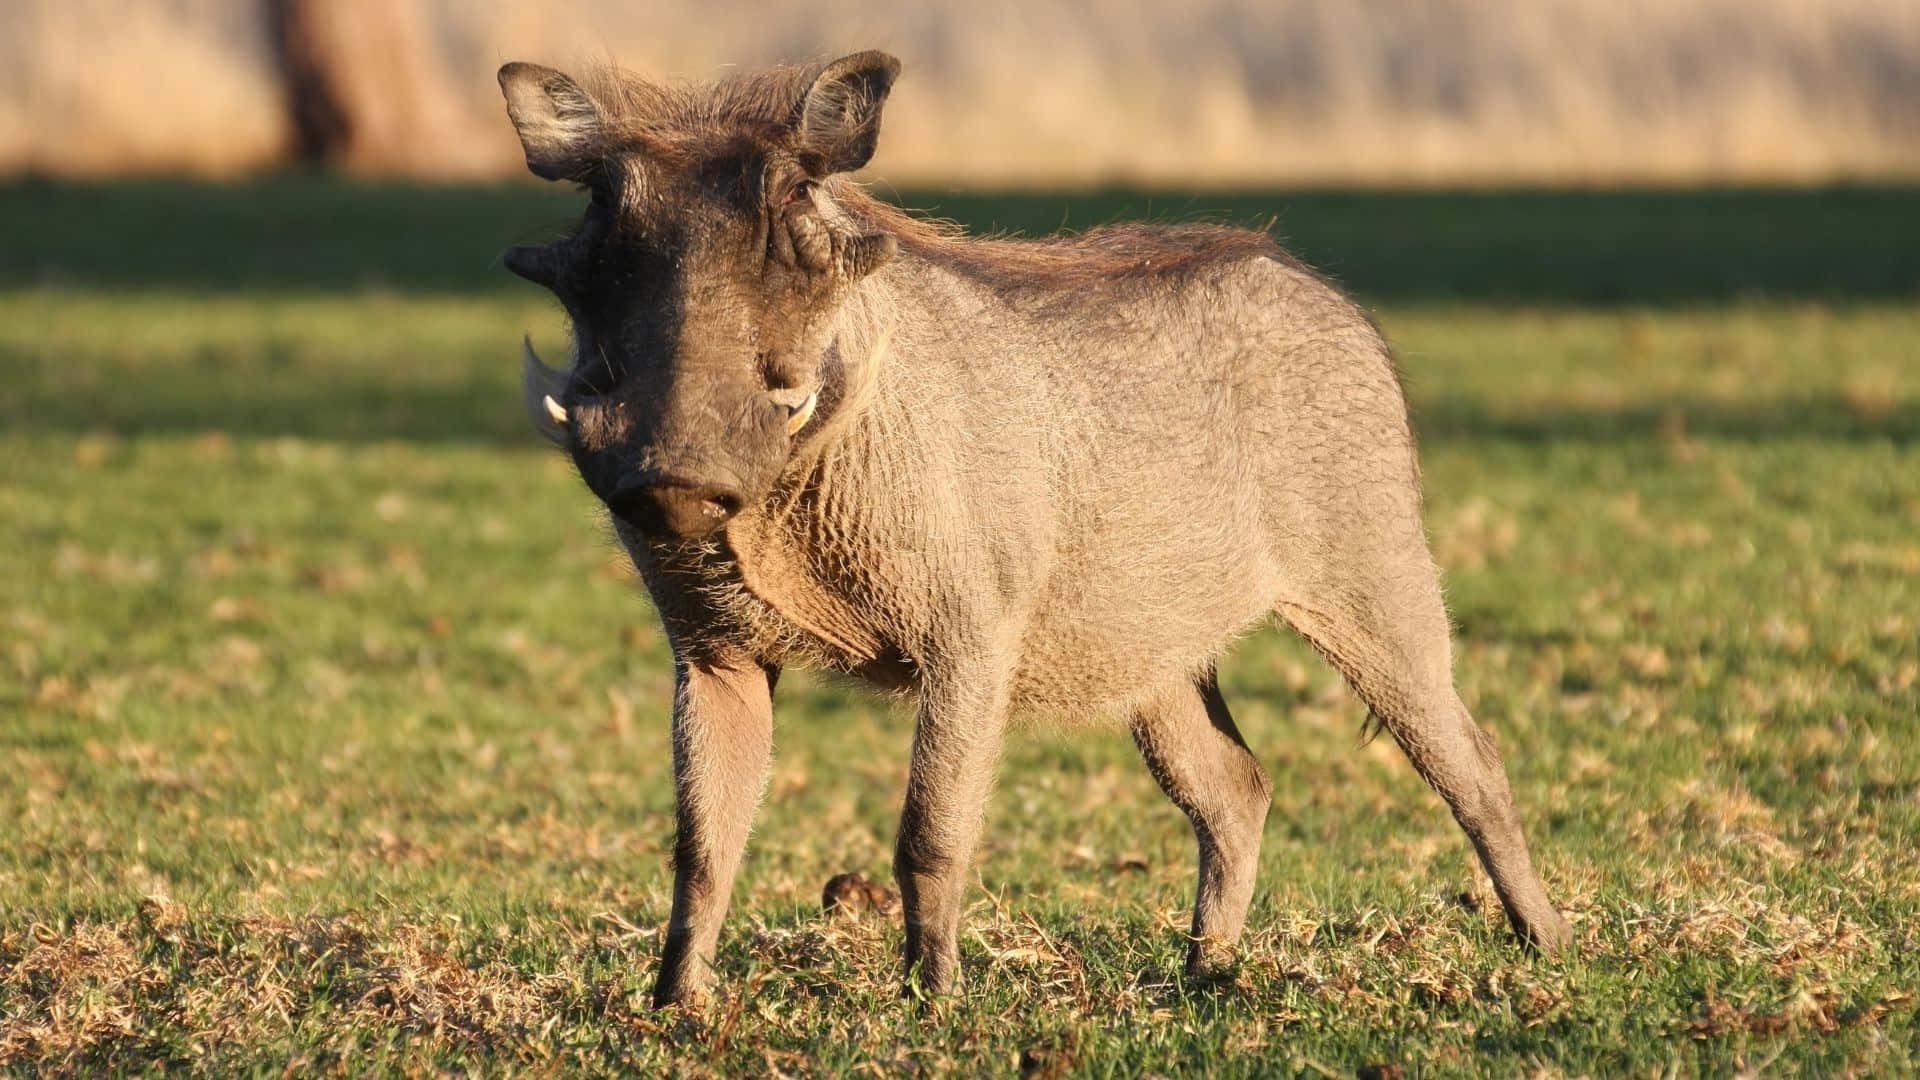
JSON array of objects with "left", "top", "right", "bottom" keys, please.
[{"left": 499, "top": 52, "right": 901, "bottom": 538}]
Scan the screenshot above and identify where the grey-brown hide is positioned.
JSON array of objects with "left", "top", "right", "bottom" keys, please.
[{"left": 498, "top": 51, "right": 1574, "bottom": 1008}]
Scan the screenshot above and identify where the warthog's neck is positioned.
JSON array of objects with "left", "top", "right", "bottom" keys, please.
[
  {"left": 657, "top": 251, "right": 1061, "bottom": 682},
  {"left": 673, "top": 273, "right": 919, "bottom": 673}
]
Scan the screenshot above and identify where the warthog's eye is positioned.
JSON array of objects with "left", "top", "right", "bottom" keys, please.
[{"left": 782, "top": 180, "right": 814, "bottom": 208}]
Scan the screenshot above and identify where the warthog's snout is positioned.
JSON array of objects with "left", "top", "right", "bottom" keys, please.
[{"left": 605, "top": 474, "right": 744, "bottom": 538}]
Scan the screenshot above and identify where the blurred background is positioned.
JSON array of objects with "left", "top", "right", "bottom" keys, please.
[{"left": 5, "top": 0, "right": 1920, "bottom": 186}]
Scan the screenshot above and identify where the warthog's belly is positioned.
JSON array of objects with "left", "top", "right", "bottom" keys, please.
[{"left": 1009, "top": 534, "right": 1280, "bottom": 719}]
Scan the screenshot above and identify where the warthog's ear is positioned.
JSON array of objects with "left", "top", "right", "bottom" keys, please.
[
  {"left": 794, "top": 51, "right": 901, "bottom": 176},
  {"left": 499, "top": 62, "right": 601, "bottom": 182}
]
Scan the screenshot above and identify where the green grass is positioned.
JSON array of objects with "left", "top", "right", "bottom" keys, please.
[{"left": 2, "top": 181, "right": 1917, "bottom": 1075}]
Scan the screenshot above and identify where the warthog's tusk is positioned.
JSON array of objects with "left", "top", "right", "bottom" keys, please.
[
  {"left": 543, "top": 394, "right": 568, "bottom": 425},
  {"left": 786, "top": 391, "right": 818, "bottom": 435}
]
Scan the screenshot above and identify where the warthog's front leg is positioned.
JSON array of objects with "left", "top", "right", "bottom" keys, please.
[
  {"left": 652, "top": 655, "right": 776, "bottom": 1008},
  {"left": 894, "top": 673, "right": 1010, "bottom": 995}
]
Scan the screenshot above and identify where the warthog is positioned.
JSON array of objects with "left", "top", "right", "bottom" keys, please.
[{"left": 496, "top": 50, "right": 1573, "bottom": 1006}]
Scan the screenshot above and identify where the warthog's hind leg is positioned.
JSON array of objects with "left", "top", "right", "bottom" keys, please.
[
  {"left": 1274, "top": 552, "right": 1575, "bottom": 953},
  {"left": 1130, "top": 671, "right": 1273, "bottom": 976}
]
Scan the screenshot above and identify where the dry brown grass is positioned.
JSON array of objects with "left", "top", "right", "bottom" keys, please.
[
  {"left": 3, "top": 0, "right": 1918, "bottom": 184},
  {"left": 4, "top": 885, "right": 1912, "bottom": 1073}
]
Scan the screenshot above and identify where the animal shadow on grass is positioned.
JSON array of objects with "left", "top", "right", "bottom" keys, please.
[
  {"left": 6, "top": 180, "right": 1916, "bottom": 305},
  {"left": 1412, "top": 395, "right": 1920, "bottom": 445}
]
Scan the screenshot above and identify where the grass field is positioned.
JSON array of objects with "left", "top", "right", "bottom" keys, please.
[{"left": 2, "top": 180, "right": 1917, "bottom": 1075}]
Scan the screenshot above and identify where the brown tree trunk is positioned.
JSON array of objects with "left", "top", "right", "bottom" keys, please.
[{"left": 265, "top": 0, "right": 492, "bottom": 175}]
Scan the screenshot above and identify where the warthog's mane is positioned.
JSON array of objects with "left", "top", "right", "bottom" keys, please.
[
  {"left": 850, "top": 198, "right": 1293, "bottom": 297},
  {"left": 580, "top": 62, "right": 1301, "bottom": 296}
]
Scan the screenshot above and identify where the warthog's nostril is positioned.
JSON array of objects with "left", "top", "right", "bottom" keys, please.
[{"left": 606, "top": 478, "right": 744, "bottom": 537}]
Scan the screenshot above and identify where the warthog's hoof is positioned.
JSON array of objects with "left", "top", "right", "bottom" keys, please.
[
  {"left": 1183, "top": 937, "right": 1242, "bottom": 983},
  {"left": 1525, "top": 910, "right": 1577, "bottom": 954},
  {"left": 900, "top": 944, "right": 961, "bottom": 999},
  {"left": 650, "top": 980, "right": 712, "bottom": 1011}
]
